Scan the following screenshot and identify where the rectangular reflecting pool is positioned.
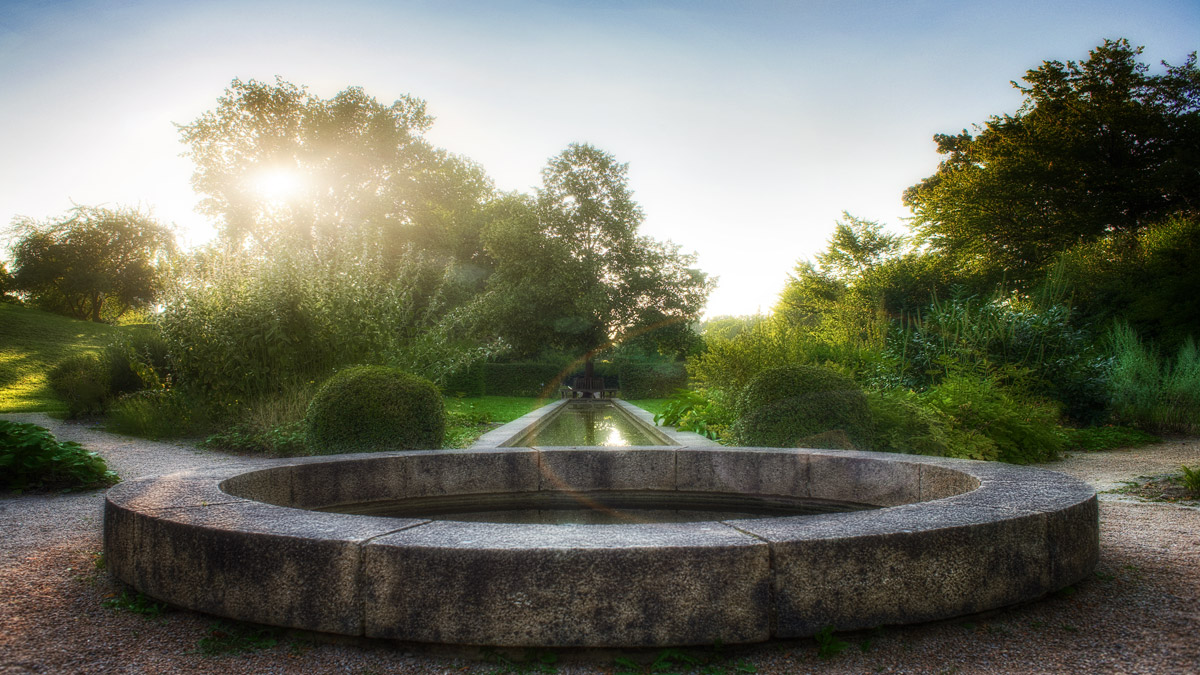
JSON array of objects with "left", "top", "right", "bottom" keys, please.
[{"left": 505, "top": 400, "right": 669, "bottom": 447}]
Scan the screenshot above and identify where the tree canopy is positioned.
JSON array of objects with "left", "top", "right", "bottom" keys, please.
[
  {"left": 483, "top": 144, "right": 713, "bottom": 361},
  {"left": 904, "top": 39, "right": 1200, "bottom": 281},
  {"left": 8, "top": 206, "right": 176, "bottom": 321},
  {"left": 178, "top": 77, "right": 493, "bottom": 263}
]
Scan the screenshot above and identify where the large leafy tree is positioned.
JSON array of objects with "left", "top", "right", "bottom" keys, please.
[
  {"left": 178, "top": 78, "right": 493, "bottom": 263},
  {"left": 904, "top": 39, "right": 1200, "bottom": 281},
  {"left": 8, "top": 206, "right": 176, "bottom": 321},
  {"left": 484, "top": 144, "right": 712, "bottom": 366}
]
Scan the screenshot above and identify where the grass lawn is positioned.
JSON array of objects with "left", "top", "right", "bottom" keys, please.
[
  {"left": 444, "top": 395, "right": 548, "bottom": 422},
  {"left": 625, "top": 398, "right": 669, "bottom": 416},
  {"left": 443, "top": 395, "right": 547, "bottom": 448},
  {"left": 0, "top": 304, "right": 128, "bottom": 413}
]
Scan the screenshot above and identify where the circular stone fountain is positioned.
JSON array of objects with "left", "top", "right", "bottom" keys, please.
[{"left": 103, "top": 446, "right": 1098, "bottom": 647}]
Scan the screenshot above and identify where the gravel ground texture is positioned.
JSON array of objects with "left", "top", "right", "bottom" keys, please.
[{"left": 2, "top": 413, "right": 1197, "bottom": 675}]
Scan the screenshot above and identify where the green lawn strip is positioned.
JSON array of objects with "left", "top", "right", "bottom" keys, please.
[
  {"left": 625, "top": 398, "right": 669, "bottom": 417},
  {"left": 443, "top": 395, "right": 547, "bottom": 448},
  {"left": 0, "top": 304, "right": 126, "bottom": 413}
]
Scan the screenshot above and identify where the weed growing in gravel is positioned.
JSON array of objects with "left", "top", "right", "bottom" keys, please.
[
  {"left": 613, "top": 646, "right": 756, "bottom": 674},
  {"left": 814, "top": 626, "right": 849, "bottom": 659},
  {"left": 1179, "top": 465, "right": 1200, "bottom": 497},
  {"left": 481, "top": 648, "right": 559, "bottom": 674},
  {"left": 858, "top": 626, "right": 885, "bottom": 653},
  {"left": 102, "top": 590, "right": 166, "bottom": 618},
  {"left": 1111, "top": 473, "right": 1200, "bottom": 504},
  {"left": 196, "top": 620, "right": 280, "bottom": 656}
]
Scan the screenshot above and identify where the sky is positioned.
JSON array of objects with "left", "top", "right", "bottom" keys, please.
[{"left": 1, "top": 0, "right": 1197, "bottom": 317}]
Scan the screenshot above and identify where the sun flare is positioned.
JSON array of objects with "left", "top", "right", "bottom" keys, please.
[{"left": 250, "top": 167, "right": 304, "bottom": 202}]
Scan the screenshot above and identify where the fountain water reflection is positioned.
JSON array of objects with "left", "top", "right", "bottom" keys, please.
[{"left": 518, "top": 401, "right": 659, "bottom": 446}]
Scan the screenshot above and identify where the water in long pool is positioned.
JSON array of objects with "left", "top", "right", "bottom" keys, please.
[{"left": 521, "top": 403, "right": 659, "bottom": 446}]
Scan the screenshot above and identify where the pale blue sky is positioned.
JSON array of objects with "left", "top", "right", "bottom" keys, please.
[{"left": 1, "top": 0, "right": 1196, "bottom": 316}]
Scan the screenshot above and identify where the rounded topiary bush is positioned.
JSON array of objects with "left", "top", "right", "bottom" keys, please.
[
  {"left": 729, "top": 364, "right": 872, "bottom": 449},
  {"left": 305, "top": 366, "right": 445, "bottom": 454}
]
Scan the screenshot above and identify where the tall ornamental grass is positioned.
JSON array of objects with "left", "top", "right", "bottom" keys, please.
[{"left": 1108, "top": 323, "right": 1200, "bottom": 433}]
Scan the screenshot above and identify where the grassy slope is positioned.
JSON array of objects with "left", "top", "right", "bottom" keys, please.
[{"left": 0, "top": 303, "right": 125, "bottom": 412}]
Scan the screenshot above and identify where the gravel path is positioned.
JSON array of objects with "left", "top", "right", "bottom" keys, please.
[{"left": 2, "top": 414, "right": 1198, "bottom": 674}]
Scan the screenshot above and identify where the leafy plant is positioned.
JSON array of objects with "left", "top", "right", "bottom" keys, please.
[
  {"left": 814, "top": 625, "right": 850, "bottom": 659},
  {"left": 653, "top": 389, "right": 731, "bottom": 440},
  {"left": 1180, "top": 465, "right": 1200, "bottom": 498},
  {"left": 866, "top": 388, "right": 953, "bottom": 456},
  {"left": 0, "top": 420, "right": 118, "bottom": 491},
  {"left": 887, "top": 288, "right": 1108, "bottom": 424},
  {"left": 919, "top": 373, "right": 1066, "bottom": 463}
]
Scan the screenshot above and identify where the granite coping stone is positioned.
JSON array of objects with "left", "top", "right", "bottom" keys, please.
[{"left": 104, "top": 446, "right": 1098, "bottom": 647}]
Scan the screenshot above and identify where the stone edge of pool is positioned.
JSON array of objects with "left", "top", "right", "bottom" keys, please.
[{"left": 103, "top": 447, "right": 1098, "bottom": 648}]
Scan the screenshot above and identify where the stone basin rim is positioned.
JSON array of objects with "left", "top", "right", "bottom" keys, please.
[{"left": 103, "top": 446, "right": 1099, "bottom": 648}]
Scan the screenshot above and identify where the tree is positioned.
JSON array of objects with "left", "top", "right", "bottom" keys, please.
[
  {"left": 0, "top": 261, "right": 13, "bottom": 301},
  {"left": 483, "top": 144, "right": 713, "bottom": 369},
  {"left": 178, "top": 78, "right": 494, "bottom": 262},
  {"left": 8, "top": 206, "right": 176, "bottom": 321},
  {"left": 904, "top": 39, "right": 1200, "bottom": 281}
]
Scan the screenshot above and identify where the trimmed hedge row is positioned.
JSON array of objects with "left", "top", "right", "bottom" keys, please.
[
  {"left": 442, "top": 360, "right": 687, "bottom": 399},
  {"left": 616, "top": 362, "right": 687, "bottom": 398}
]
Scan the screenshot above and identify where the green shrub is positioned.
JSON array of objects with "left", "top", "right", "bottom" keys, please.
[
  {"left": 442, "top": 361, "right": 486, "bottom": 396},
  {"left": 106, "top": 389, "right": 211, "bottom": 440},
  {"left": 920, "top": 374, "right": 1066, "bottom": 463},
  {"left": 201, "top": 382, "right": 315, "bottom": 454},
  {"left": 1108, "top": 324, "right": 1200, "bottom": 433},
  {"left": 1064, "top": 426, "right": 1159, "bottom": 452},
  {"left": 482, "top": 362, "right": 570, "bottom": 397},
  {"left": 305, "top": 366, "right": 445, "bottom": 453},
  {"left": 47, "top": 353, "right": 111, "bottom": 417},
  {"left": 888, "top": 290, "right": 1108, "bottom": 424},
  {"left": 729, "top": 364, "right": 872, "bottom": 449},
  {"left": 202, "top": 420, "right": 308, "bottom": 456},
  {"left": 1059, "top": 214, "right": 1200, "bottom": 352},
  {"left": 157, "top": 249, "right": 495, "bottom": 407},
  {"left": 866, "top": 388, "right": 953, "bottom": 456},
  {"left": 0, "top": 420, "right": 118, "bottom": 491},
  {"left": 105, "top": 328, "right": 172, "bottom": 397},
  {"left": 617, "top": 361, "right": 688, "bottom": 399},
  {"left": 690, "top": 318, "right": 877, "bottom": 398}
]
